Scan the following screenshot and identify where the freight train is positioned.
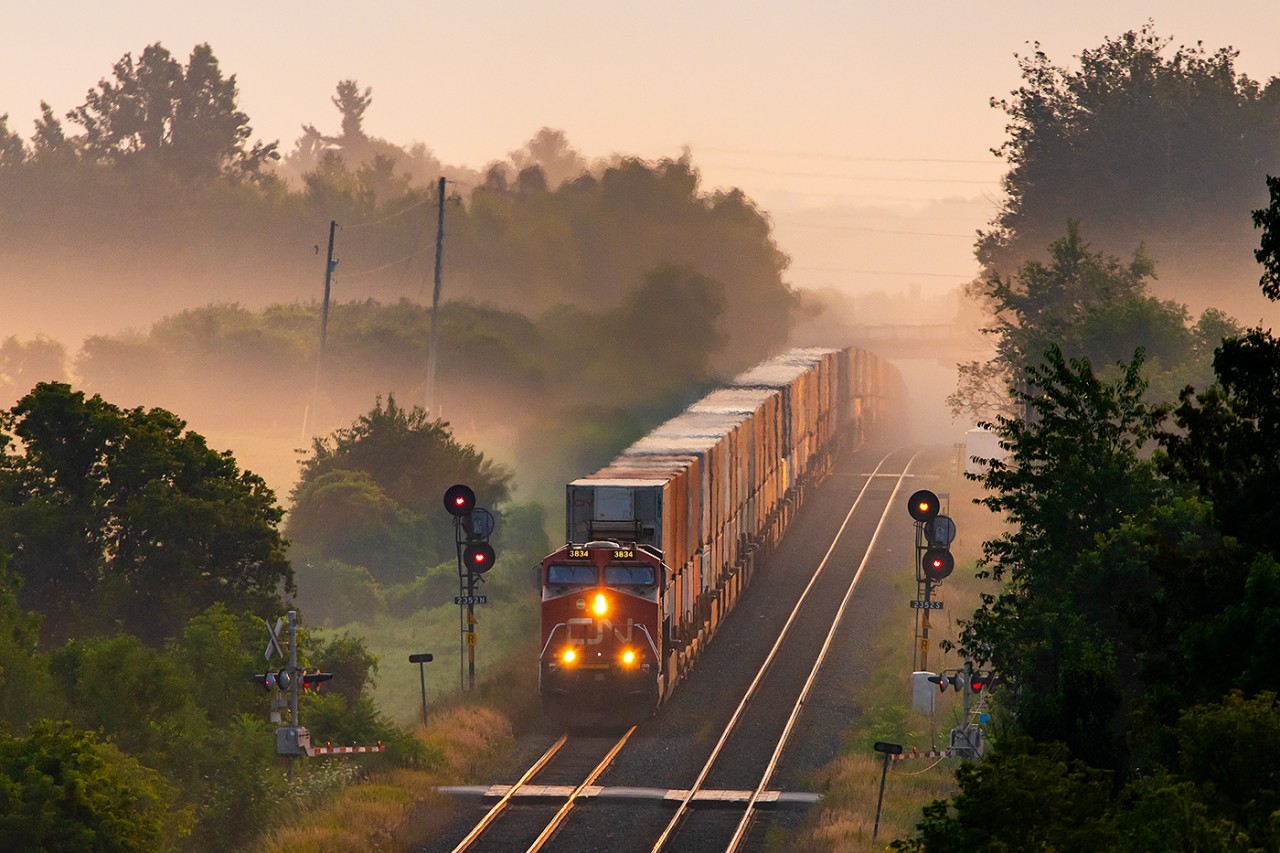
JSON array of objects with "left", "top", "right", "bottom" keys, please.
[{"left": 538, "top": 346, "right": 897, "bottom": 725}]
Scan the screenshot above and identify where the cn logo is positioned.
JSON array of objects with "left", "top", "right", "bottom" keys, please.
[{"left": 566, "top": 617, "right": 636, "bottom": 646}]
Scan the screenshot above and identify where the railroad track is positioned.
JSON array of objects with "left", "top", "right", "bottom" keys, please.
[
  {"left": 446, "top": 728, "right": 635, "bottom": 853},
  {"left": 432, "top": 445, "right": 928, "bottom": 853}
]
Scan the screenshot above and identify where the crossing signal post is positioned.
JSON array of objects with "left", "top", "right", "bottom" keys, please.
[
  {"left": 445, "top": 484, "right": 496, "bottom": 691},
  {"left": 926, "top": 662, "right": 991, "bottom": 759},
  {"left": 906, "top": 489, "right": 956, "bottom": 672}
]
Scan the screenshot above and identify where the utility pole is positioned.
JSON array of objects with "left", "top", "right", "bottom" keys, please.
[
  {"left": 306, "top": 220, "right": 338, "bottom": 441},
  {"left": 426, "top": 176, "right": 446, "bottom": 415}
]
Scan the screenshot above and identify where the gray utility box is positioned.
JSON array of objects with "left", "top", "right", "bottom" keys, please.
[{"left": 275, "top": 725, "right": 311, "bottom": 756}]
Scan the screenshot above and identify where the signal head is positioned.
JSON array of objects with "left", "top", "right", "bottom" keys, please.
[
  {"left": 922, "top": 547, "right": 954, "bottom": 581},
  {"left": 908, "top": 489, "right": 940, "bottom": 523},
  {"left": 463, "top": 542, "right": 495, "bottom": 573},
  {"left": 444, "top": 484, "right": 477, "bottom": 517}
]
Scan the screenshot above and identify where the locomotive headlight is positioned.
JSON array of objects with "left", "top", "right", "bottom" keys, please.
[
  {"left": 621, "top": 649, "right": 636, "bottom": 666},
  {"left": 593, "top": 593, "right": 607, "bottom": 615},
  {"left": 561, "top": 648, "right": 577, "bottom": 665}
]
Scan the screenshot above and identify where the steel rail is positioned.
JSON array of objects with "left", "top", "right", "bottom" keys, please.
[
  {"left": 648, "top": 448, "right": 911, "bottom": 852},
  {"left": 523, "top": 725, "right": 636, "bottom": 853},
  {"left": 448, "top": 732, "right": 569, "bottom": 853},
  {"left": 724, "top": 453, "right": 919, "bottom": 851}
]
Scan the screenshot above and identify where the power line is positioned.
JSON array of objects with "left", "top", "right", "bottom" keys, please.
[
  {"left": 792, "top": 265, "right": 976, "bottom": 279},
  {"left": 343, "top": 197, "right": 433, "bottom": 229},
  {"left": 693, "top": 145, "right": 997, "bottom": 166},
  {"left": 783, "top": 222, "right": 977, "bottom": 238},
  {"left": 702, "top": 164, "right": 998, "bottom": 184},
  {"left": 337, "top": 245, "right": 435, "bottom": 278}
]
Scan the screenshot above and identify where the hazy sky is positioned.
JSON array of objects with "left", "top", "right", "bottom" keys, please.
[{"left": 4, "top": 2, "right": 1278, "bottom": 301}]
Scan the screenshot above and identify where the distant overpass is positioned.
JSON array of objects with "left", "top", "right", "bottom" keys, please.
[{"left": 847, "top": 324, "right": 990, "bottom": 360}]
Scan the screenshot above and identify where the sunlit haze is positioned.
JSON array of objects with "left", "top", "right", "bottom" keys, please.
[
  {"left": 4, "top": 2, "right": 1277, "bottom": 302},
  {"left": 3, "top": 1, "right": 1280, "bottom": 490}
]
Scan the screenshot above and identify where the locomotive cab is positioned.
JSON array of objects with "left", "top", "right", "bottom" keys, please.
[{"left": 539, "top": 540, "right": 665, "bottom": 725}]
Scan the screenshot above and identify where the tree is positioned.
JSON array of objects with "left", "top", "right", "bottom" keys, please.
[
  {"left": 951, "top": 221, "right": 1231, "bottom": 421},
  {"left": 0, "top": 383, "right": 293, "bottom": 644},
  {"left": 332, "top": 79, "right": 372, "bottom": 141},
  {"left": 981, "top": 25, "right": 1280, "bottom": 318},
  {"left": 66, "top": 42, "right": 278, "bottom": 182},
  {"left": 0, "top": 721, "right": 191, "bottom": 850},
  {"left": 1254, "top": 174, "right": 1280, "bottom": 299},
  {"left": 0, "top": 335, "right": 67, "bottom": 407},
  {"left": 509, "top": 127, "right": 587, "bottom": 188},
  {"left": 29, "top": 102, "right": 69, "bottom": 163},
  {"left": 0, "top": 114, "right": 24, "bottom": 167},
  {"left": 890, "top": 738, "right": 1116, "bottom": 853},
  {"left": 1162, "top": 328, "right": 1280, "bottom": 556},
  {"left": 0, "top": 554, "right": 54, "bottom": 731},
  {"left": 960, "top": 347, "right": 1167, "bottom": 768},
  {"left": 289, "top": 396, "right": 512, "bottom": 581}
]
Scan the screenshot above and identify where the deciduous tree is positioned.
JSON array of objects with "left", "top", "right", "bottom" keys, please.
[{"left": 0, "top": 383, "right": 293, "bottom": 643}]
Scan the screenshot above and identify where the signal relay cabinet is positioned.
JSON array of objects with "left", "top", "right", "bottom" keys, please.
[{"left": 276, "top": 725, "right": 311, "bottom": 756}]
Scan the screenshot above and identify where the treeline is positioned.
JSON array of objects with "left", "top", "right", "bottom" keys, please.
[
  {"left": 979, "top": 24, "right": 1280, "bottom": 322},
  {"left": 0, "top": 42, "right": 795, "bottom": 382},
  {"left": 891, "top": 44, "right": 1280, "bottom": 853},
  {"left": 0, "top": 380, "right": 552, "bottom": 848}
]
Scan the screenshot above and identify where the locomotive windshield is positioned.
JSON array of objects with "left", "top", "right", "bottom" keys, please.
[
  {"left": 547, "top": 565, "right": 597, "bottom": 588},
  {"left": 605, "top": 565, "right": 656, "bottom": 587}
]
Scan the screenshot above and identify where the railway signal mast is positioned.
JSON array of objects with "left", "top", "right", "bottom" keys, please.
[
  {"left": 444, "top": 484, "right": 497, "bottom": 690},
  {"left": 907, "top": 489, "right": 954, "bottom": 672}
]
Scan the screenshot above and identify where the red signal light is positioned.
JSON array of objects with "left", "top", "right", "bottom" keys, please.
[
  {"left": 443, "top": 484, "right": 476, "bottom": 517},
  {"left": 463, "top": 542, "right": 496, "bottom": 573},
  {"left": 922, "top": 547, "right": 954, "bottom": 581}
]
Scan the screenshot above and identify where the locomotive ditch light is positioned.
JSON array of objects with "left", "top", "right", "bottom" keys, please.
[
  {"left": 907, "top": 489, "right": 941, "bottom": 523},
  {"left": 561, "top": 648, "right": 577, "bottom": 665},
  {"left": 593, "top": 593, "right": 608, "bottom": 615},
  {"left": 621, "top": 649, "right": 636, "bottom": 666}
]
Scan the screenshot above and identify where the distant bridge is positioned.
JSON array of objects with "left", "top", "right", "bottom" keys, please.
[{"left": 847, "top": 324, "right": 990, "bottom": 360}]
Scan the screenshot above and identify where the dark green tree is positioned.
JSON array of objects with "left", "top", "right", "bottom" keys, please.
[
  {"left": 0, "top": 555, "right": 54, "bottom": 731},
  {"left": 1162, "top": 328, "right": 1280, "bottom": 556},
  {"left": 890, "top": 738, "right": 1116, "bottom": 853},
  {"left": 952, "top": 221, "right": 1230, "bottom": 421},
  {"left": 0, "top": 721, "right": 191, "bottom": 850},
  {"left": 289, "top": 396, "right": 511, "bottom": 582},
  {"left": 961, "top": 347, "right": 1167, "bottom": 768},
  {"left": 1253, "top": 174, "right": 1280, "bottom": 299},
  {"left": 0, "top": 383, "right": 293, "bottom": 644}
]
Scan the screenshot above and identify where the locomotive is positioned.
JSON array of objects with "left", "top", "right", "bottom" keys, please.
[{"left": 538, "top": 346, "right": 896, "bottom": 725}]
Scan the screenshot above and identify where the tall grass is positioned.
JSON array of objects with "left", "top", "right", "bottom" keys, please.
[{"left": 252, "top": 706, "right": 515, "bottom": 851}]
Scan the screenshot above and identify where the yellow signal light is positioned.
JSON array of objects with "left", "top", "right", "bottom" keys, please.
[{"left": 593, "top": 593, "right": 607, "bottom": 615}]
